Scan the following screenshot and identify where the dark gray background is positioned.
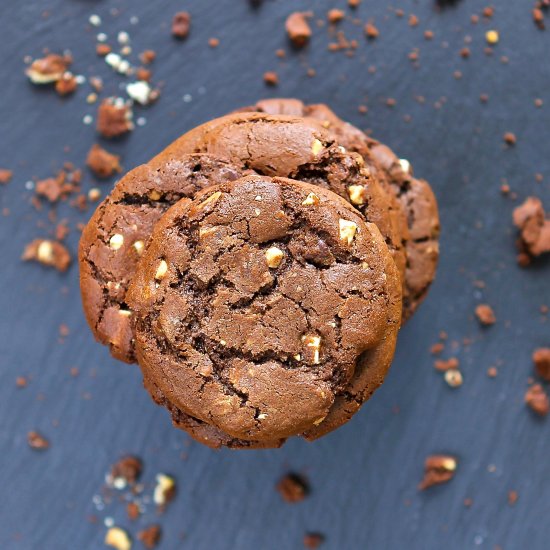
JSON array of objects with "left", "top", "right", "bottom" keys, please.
[{"left": 1, "top": 1, "right": 549, "bottom": 549}]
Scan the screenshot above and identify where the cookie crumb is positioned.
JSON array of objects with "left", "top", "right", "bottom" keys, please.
[
  {"left": 16, "top": 376, "right": 28, "bottom": 388},
  {"left": 475, "top": 304, "right": 496, "bottom": 326},
  {"left": 263, "top": 71, "right": 279, "bottom": 86},
  {"left": 97, "top": 98, "right": 134, "bottom": 138},
  {"left": 327, "top": 9, "right": 345, "bottom": 24},
  {"left": 137, "top": 525, "right": 161, "bottom": 549},
  {"left": 508, "top": 490, "right": 518, "bottom": 506},
  {"left": 0, "top": 169, "right": 13, "bottom": 184},
  {"left": 22, "top": 240, "right": 71, "bottom": 272},
  {"left": 27, "top": 431, "right": 50, "bottom": 450},
  {"left": 503, "top": 132, "right": 517, "bottom": 146},
  {"left": 513, "top": 196, "right": 550, "bottom": 262},
  {"left": 533, "top": 348, "right": 550, "bottom": 380},
  {"left": 55, "top": 72, "right": 78, "bottom": 96},
  {"left": 26, "top": 53, "right": 71, "bottom": 84},
  {"left": 126, "top": 502, "right": 140, "bottom": 521},
  {"left": 434, "top": 357, "right": 459, "bottom": 371},
  {"left": 286, "top": 12, "right": 312, "bottom": 47},
  {"left": 109, "top": 456, "right": 142, "bottom": 489},
  {"left": 418, "top": 455, "right": 457, "bottom": 490},
  {"left": 525, "top": 383, "right": 549, "bottom": 416},
  {"left": 487, "top": 366, "right": 498, "bottom": 378},
  {"left": 172, "top": 11, "right": 191, "bottom": 39},
  {"left": 303, "top": 532, "right": 325, "bottom": 548},
  {"left": 364, "top": 21, "right": 379, "bottom": 39},
  {"left": 277, "top": 472, "right": 309, "bottom": 503},
  {"left": 208, "top": 37, "right": 220, "bottom": 48},
  {"left": 87, "top": 144, "right": 122, "bottom": 178}
]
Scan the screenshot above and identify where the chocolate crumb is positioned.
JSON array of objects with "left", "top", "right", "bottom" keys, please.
[
  {"left": 22, "top": 239, "right": 71, "bottom": 272},
  {"left": 86, "top": 144, "right": 122, "bottom": 178},
  {"left": 28, "top": 431, "right": 50, "bottom": 450},
  {"left": 533, "top": 348, "right": 550, "bottom": 381},
  {"left": 277, "top": 473, "right": 309, "bottom": 503},
  {"left": 525, "top": 384, "right": 549, "bottom": 416},
  {"left": 475, "top": 304, "right": 496, "bottom": 326},
  {"left": 172, "top": 12, "right": 191, "bottom": 39},
  {"left": 138, "top": 525, "right": 161, "bottom": 549},
  {"left": 286, "top": 12, "right": 312, "bottom": 47},
  {"left": 419, "top": 455, "right": 457, "bottom": 490},
  {"left": 303, "top": 532, "right": 325, "bottom": 548}
]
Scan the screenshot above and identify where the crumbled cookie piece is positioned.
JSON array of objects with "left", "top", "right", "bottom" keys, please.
[
  {"left": 513, "top": 196, "right": 550, "bottom": 263},
  {"left": 137, "top": 525, "right": 161, "bottom": 549},
  {"left": 327, "top": 9, "right": 345, "bottom": 23},
  {"left": 303, "top": 533, "right": 325, "bottom": 548},
  {"left": 35, "top": 172, "right": 72, "bottom": 203},
  {"left": 140, "top": 50, "right": 156, "bottom": 64},
  {"left": 87, "top": 144, "right": 122, "bottom": 178},
  {"left": 22, "top": 240, "right": 71, "bottom": 272},
  {"left": 533, "top": 348, "right": 550, "bottom": 381},
  {"left": 286, "top": 12, "right": 312, "bottom": 47},
  {"left": 418, "top": 455, "right": 457, "bottom": 490},
  {"left": 434, "top": 357, "right": 459, "bottom": 371},
  {"left": 475, "top": 304, "right": 496, "bottom": 326},
  {"left": 26, "top": 53, "right": 71, "bottom": 84},
  {"left": 0, "top": 169, "right": 13, "bottom": 184},
  {"left": 153, "top": 473, "right": 176, "bottom": 510},
  {"left": 277, "top": 473, "right": 309, "bottom": 503},
  {"left": 109, "top": 456, "right": 142, "bottom": 489},
  {"left": 105, "top": 526, "right": 132, "bottom": 550},
  {"left": 525, "top": 383, "right": 549, "bottom": 416},
  {"left": 97, "top": 98, "right": 134, "bottom": 138},
  {"left": 172, "top": 11, "right": 191, "bottom": 39},
  {"left": 55, "top": 72, "right": 78, "bottom": 96},
  {"left": 27, "top": 431, "right": 50, "bottom": 450}
]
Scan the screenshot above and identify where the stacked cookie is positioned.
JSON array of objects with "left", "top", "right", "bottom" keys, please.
[{"left": 79, "top": 100, "right": 439, "bottom": 449}]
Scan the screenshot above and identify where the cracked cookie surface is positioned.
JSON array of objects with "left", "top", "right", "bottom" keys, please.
[
  {"left": 238, "top": 99, "right": 440, "bottom": 319},
  {"left": 79, "top": 154, "right": 244, "bottom": 363},
  {"left": 127, "top": 175, "right": 401, "bottom": 444}
]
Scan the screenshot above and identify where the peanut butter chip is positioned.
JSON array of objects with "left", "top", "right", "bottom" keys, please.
[
  {"left": 339, "top": 219, "right": 358, "bottom": 245},
  {"left": 148, "top": 190, "right": 161, "bottom": 201},
  {"left": 311, "top": 138, "right": 324, "bottom": 156},
  {"left": 265, "top": 246, "right": 284, "bottom": 268},
  {"left": 302, "top": 192, "right": 320, "bottom": 206},
  {"left": 109, "top": 233, "right": 124, "bottom": 250},
  {"left": 155, "top": 260, "right": 168, "bottom": 280},
  {"left": 347, "top": 185, "right": 366, "bottom": 205}
]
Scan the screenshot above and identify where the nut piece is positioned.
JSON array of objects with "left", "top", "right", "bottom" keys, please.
[
  {"left": 347, "top": 185, "right": 367, "bottom": 206},
  {"left": 399, "top": 158, "right": 411, "bottom": 174},
  {"left": 302, "top": 192, "right": 320, "bottom": 206},
  {"left": 133, "top": 240, "right": 145, "bottom": 255},
  {"left": 155, "top": 260, "right": 168, "bottom": 281},
  {"left": 197, "top": 191, "right": 222, "bottom": 210},
  {"left": 444, "top": 369, "right": 463, "bottom": 388},
  {"left": 419, "top": 455, "right": 457, "bottom": 490},
  {"left": 109, "top": 234, "right": 124, "bottom": 250},
  {"left": 302, "top": 334, "right": 322, "bottom": 364},
  {"left": 153, "top": 473, "right": 176, "bottom": 508},
  {"left": 339, "top": 219, "right": 358, "bottom": 245},
  {"left": 265, "top": 247, "right": 284, "bottom": 268},
  {"left": 311, "top": 138, "right": 324, "bottom": 156},
  {"left": 105, "top": 526, "right": 132, "bottom": 550}
]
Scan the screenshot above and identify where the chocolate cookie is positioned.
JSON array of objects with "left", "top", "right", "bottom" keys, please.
[
  {"left": 126, "top": 175, "right": 402, "bottom": 445},
  {"left": 238, "top": 99, "right": 440, "bottom": 319},
  {"left": 79, "top": 154, "right": 244, "bottom": 363},
  {"left": 149, "top": 111, "right": 406, "bottom": 312}
]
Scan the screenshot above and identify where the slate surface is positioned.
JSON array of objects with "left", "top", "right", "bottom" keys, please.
[{"left": 0, "top": 1, "right": 549, "bottom": 549}]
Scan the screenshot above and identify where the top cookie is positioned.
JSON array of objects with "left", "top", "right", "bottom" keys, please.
[
  {"left": 238, "top": 99, "right": 440, "bottom": 319},
  {"left": 79, "top": 154, "right": 244, "bottom": 363},
  {"left": 127, "top": 175, "right": 402, "bottom": 443}
]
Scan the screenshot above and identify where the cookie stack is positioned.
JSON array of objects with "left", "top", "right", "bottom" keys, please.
[{"left": 79, "top": 99, "right": 440, "bottom": 449}]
